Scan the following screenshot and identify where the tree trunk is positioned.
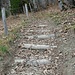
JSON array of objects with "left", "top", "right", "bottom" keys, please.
[
  {"left": 25, "top": 4, "right": 29, "bottom": 18},
  {"left": 64, "top": 0, "right": 75, "bottom": 7},
  {"left": 58, "top": 0, "right": 64, "bottom": 11},
  {"left": 38, "top": 0, "right": 47, "bottom": 9},
  {"left": 32, "top": 0, "right": 38, "bottom": 11},
  {"left": 1, "top": 7, "right": 8, "bottom": 35}
]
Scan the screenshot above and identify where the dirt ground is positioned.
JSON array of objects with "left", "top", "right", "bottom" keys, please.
[
  {"left": 0, "top": 14, "right": 24, "bottom": 36},
  {"left": 0, "top": 7, "right": 75, "bottom": 75}
]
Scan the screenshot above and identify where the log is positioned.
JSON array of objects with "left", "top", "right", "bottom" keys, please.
[
  {"left": 25, "top": 34, "right": 55, "bottom": 39},
  {"left": 22, "top": 44, "right": 57, "bottom": 50}
]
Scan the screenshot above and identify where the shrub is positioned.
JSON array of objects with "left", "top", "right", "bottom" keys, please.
[{"left": 10, "top": 0, "right": 21, "bottom": 14}]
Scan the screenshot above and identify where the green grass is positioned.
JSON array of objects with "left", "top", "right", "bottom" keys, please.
[
  {"left": 0, "top": 27, "right": 20, "bottom": 56},
  {"left": 0, "top": 45, "right": 8, "bottom": 54}
]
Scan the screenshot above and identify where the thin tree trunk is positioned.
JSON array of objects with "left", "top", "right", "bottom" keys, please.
[
  {"left": 29, "top": 3, "right": 33, "bottom": 12},
  {"left": 23, "top": 6, "right": 25, "bottom": 14},
  {"left": 8, "top": 0, "right": 11, "bottom": 15},
  {"left": 1, "top": 7, "right": 8, "bottom": 35},
  {"left": 25, "top": 4, "right": 29, "bottom": 18}
]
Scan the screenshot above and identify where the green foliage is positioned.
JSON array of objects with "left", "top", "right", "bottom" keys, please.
[
  {"left": 10, "top": 0, "right": 30, "bottom": 13},
  {"left": 0, "top": 45, "right": 8, "bottom": 54},
  {"left": 10, "top": 0, "right": 20, "bottom": 8},
  {"left": 10, "top": 0, "right": 21, "bottom": 13}
]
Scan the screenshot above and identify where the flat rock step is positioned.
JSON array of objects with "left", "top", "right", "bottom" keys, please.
[
  {"left": 25, "top": 34, "right": 55, "bottom": 39},
  {"left": 14, "top": 58, "right": 50, "bottom": 66},
  {"left": 21, "top": 44, "right": 57, "bottom": 50},
  {"left": 27, "top": 30, "right": 51, "bottom": 32},
  {"left": 14, "top": 58, "right": 25, "bottom": 63},
  {"left": 27, "top": 59, "right": 50, "bottom": 66},
  {"left": 39, "top": 24, "right": 48, "bottom": 27}
]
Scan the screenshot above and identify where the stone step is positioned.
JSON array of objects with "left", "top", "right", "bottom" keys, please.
[
  {"left": 14, "top": 58, "right": 25, "bottom": 63},
  {"left": 21, "top": 44, "right": 57, "bottom": 50},
  {"left": 39, "top": 24, "right": 48, "bottom": 27},
  {"left": 14, "top": 58, "right": 50, "bottom": 66},
  {"left": 27, "top": 30, "right": 51, "bottom": 32},
  {"left": 25, "top": 34, "right": 55, "bottom": 39},
  {"left": 27, "top": 59, "right": 50, "bottom": 66}
]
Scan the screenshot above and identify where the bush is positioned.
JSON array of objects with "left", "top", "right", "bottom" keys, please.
[
  {"left": 10, "top": 0, "right": 30, "bottom": 14},
  {"left": 10, "top": 0, "right": 21, "bottom": 14}
]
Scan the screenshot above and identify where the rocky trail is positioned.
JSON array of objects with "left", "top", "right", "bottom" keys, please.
[{"left": 1, "top": 14, "right": 75, "bottom": 75}]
